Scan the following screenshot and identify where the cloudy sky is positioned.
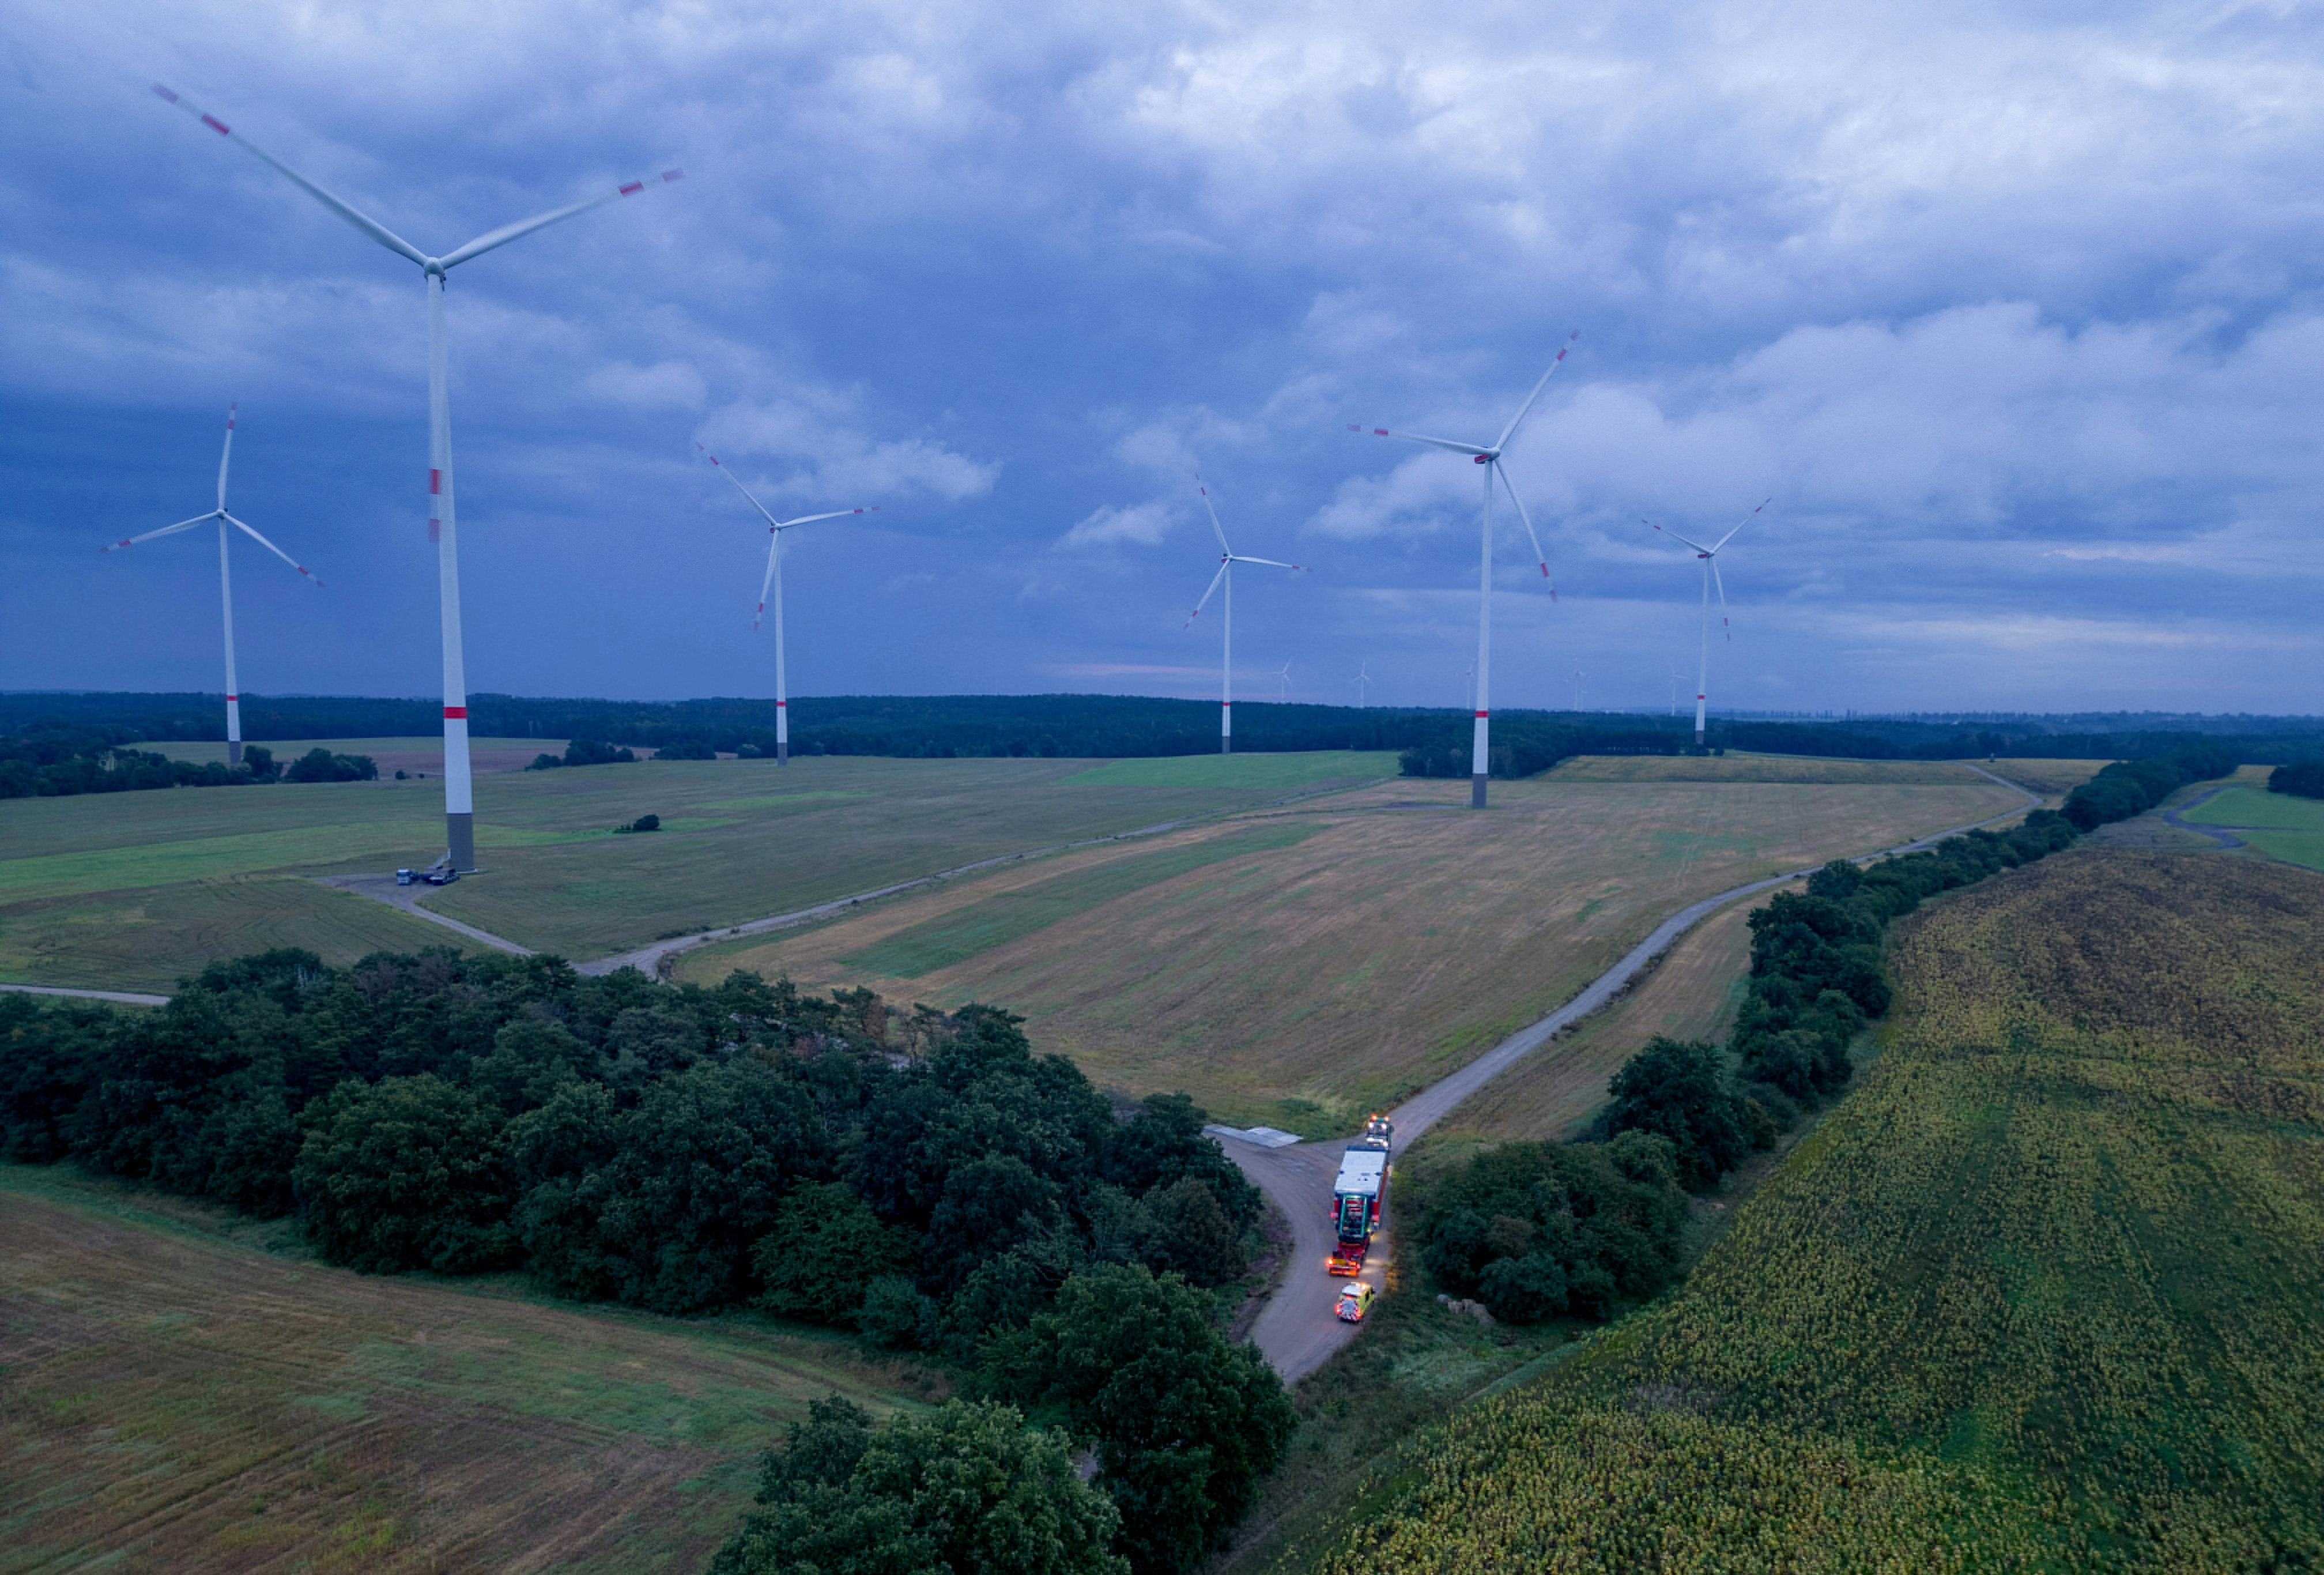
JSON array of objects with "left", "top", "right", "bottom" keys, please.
[{"left": 4, "top": 0, "right": 2321, "bottom": 717}]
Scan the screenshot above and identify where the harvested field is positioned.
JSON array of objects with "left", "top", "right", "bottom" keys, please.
[
  {"left": 680, "top": 773, "right": 2018, "bottom": 1131},
  {"left": 1431, "top": 885, "right": 1771, "bottom": 1145},
  {"left": 0, "top": 1167, "right": 933, "bottom": 1574},
  {"left": 1295, "top": 849, "right": 2324, "bottom": 1572},
  {"left": 0, "top": 754, "right": 1386, "bottom": 990},
  {"left": 1542, "top": 753, "right": 1991, "bottom": 786},
  {"left": 1971, "top": 758, "right": 2114, "bottom": 797}
]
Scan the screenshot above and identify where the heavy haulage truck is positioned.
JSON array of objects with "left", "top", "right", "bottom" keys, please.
[{"left": 1327, "top": 1115, "right": 1393, "bottom": 1276}]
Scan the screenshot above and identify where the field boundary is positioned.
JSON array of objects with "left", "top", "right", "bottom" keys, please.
[{"left": 0, "top": 982, "right": 172, "bottom": 1006}]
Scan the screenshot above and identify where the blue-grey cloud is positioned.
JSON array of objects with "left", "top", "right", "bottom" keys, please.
[{"left": 4, "top": 0, "right": 2322, "bottom": 717}]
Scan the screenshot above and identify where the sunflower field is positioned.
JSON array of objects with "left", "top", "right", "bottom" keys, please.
[{"left": 1293, "top": 849, "right": 2324, "bottom": 1573}]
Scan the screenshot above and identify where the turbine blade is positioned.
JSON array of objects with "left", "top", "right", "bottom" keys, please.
[
  {"left": 217, "top": 402, "right": 236, "bottom": 512},
  {"left": 753, "top": 529, "right": 780, "bottom": 630},
  {"left": 774, "top": 507, "right": 877, "bottom": 530},
  {"left": 439, "top": 168, "right": 684, "bottom": 269},
  {"left": 1492, "top": 330, "right": 1579, "bottom": 451},
  {"left": 1496, "top": 463, "right": 1553, "bottom": 590},
  {"left": 154, "top": 85, "right": 429, "bottom": 266},
  {"left": 700, "top": 444, "right": 782, "bottom": 527},
  {"left": 1711, "top": 498, "right": 1769, "bottom": 553},
  {"left": 103, "top": 513, "right": 215, "bottom": 551},
  {"left": 1712, "top": 557, "right": 1731, "bottom": 639},
  {"left": 1184, "top": 560, "right": 1229, "bottom": 626},
  {"left": 1230, "top": 555, "right": 1304, "bottom": 570},
  {"left": 1351, "top": 427, "right": 1491, "bottom": 458},
  {"left": 1196, "top": 474, "right": 1231, "bottom": 553},
  {"left": 224, "top": 514, "right": 324, "bottom": 586},
  {"left": 1651, "top": 520, "right": 1714, "bottom": 555}
]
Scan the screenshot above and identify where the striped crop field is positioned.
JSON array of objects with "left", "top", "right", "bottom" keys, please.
[
  {"left": 680, "top": 770, "right": 2021, "bottom": 1132},
  {"left": 0, "top": 752, "right": 1389, "bottom": 992},
  {"left": 1287, "top": 849, "right": 2324, "bottom": 1573}
]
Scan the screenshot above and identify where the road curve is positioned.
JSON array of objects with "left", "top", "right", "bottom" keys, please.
[
  {"left": 1220, "top": 767, "right": 2043, "bottom": 1384},
  {"left": 0, "top": 983, "right": 172, "bottom": 1007}
]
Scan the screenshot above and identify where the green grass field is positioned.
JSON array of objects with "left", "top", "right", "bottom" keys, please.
[
  {"left": 2171, "top": 784, "right": 2324, "bottom": 870},
  {"left": 682, "top": 772, "right": 2021, "bottom": 1130},
  {"left": 1291, "top": 849, "right": 2324, "bottom": 1572},
  {"left": 0, "top": 1165, "right": 936, "bottom": 1574},
  {"left": 0, "top": 751, "right": 1390, "bottom": 991}
]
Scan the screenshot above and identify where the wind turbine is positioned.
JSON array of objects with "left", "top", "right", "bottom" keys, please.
[
  {"left": 1651, "top": 501, "right": 1767, "bottom": 748},
  {"left": 1669, "top": 669, "right": 1688, "bottom": 718},
  {"left": 154, "top": 84, "right": 682, "bottom": 872},
  {"left": 1185, "top": 476, "right": 1303, "bottom": 754},
  {"left": 699, "top": 445, "right": 876, "bottom": 764},
  {"left": 1571, "top": 668, "right": 1587, "bottom": 711},
  {"left": 101, "top": 404, "right": 323, "bottom": 766},
  {"left": 1352, "top": 332, "right": 1577, "bottom": 807},
  {"left": 1352, "top": 661, "right": 1373, "bottom": 707},
  {"left": 1276, "top": 660, "right": 1294, "bottom": 699}
]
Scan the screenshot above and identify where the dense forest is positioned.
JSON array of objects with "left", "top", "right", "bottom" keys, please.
[{"left": 0, "top": 962, "right": 1289, "bottom": 1574}]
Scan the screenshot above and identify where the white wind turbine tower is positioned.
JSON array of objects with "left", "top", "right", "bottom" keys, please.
[
  {"left": 1276, "top": 660, "right": 1294, "bottom": 699},
  {"left": 1352, "top": 661, "right": 1373, "bottom": 707},
  {"left": 102, "top": 404, "right": 323, "bottom": 764},
  {"left": 1353, "top": 332, "right": 1576, "bottom": 807},
  {"left": 699, "top": 444, "right": 876, "bottom": 764},
  {"left": 1186, "top": 476, "right": 1303, "bottom": 753},
  {"left": 1651, "top": 500, "right": 1767, "bottom": 748},
  {"left": 155, "top": 84, "right": 681, "bottom": 872}
]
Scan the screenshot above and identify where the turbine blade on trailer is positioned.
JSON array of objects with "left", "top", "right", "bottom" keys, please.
[
  {"left": 103, "top": 512, "right": 216, "bottom": 551},
  {"left": 1184, "top": 560, "right": 1229, "bottom": 626},
  {"left": 1492, "top": 330, "right": 1580, "bottom": 451},
  {"left": 1346, "top": 425, "right": 1491, "bottom": 458},
  {"left": 774, "top": 507, "right": 876, "bottom": 530},
  {"left": 224, "top": 514, "right": 325, "bottom": 586},
  {"left": 753, "top": 529, "right": 781, "bottom": 630},
  {"left": 1650, "top": 519, "right": 1715, "bottom": 556},
  {"left": 1711, "top": 556, "right": 1732, "bottom": 639},
  {"left": 153, "top": 85, "right": 429, "bottom": 266},
  {"left": 1229, "top": 555, "right": 1303, "bottom": 570},
  {"left": 1496, "top": 463, "right": 1555, "bottom": 595},
  {"left": 439, "top": 168, "right": 684, "bottom": 270},
  {"left": 217, "top": 403, "right": 237, "bottom": 512},
  {"left": 700, "top": 444, "right": 783, "bottom": 527},
  {"left": 1711, "top": 498, "right": 1768, "bottom": 553},
  {"left": 1195, "top": 474, "right": 1231, "bottom": 553}
]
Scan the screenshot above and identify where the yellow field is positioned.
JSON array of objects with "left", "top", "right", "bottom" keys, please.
[
  {"left": 680, "top": 773, "right": 2018, "bottom": 1130},
  {"left": 0, "top": 1166, "right": 935, "bottom": 1574},
  {"left": 1294, "top": 849, "right": 2324, "bottom": 1572},
  {"left": 1543, "top": 753, "right": 1993, "bottom": 786}
]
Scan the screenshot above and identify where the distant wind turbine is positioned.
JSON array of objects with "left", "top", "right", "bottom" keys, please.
[
  {"left": 1186, "top": 476, "right": 1303, "bottom": 754},
  {"left": 700, "top": 446, "right": 876, "bottom": 764},
  {"left": 1276, "top": 660, "right": 1294, "bottom": 699},
  {"left": 1651, "top": 501, "right": 1767, "bottom": 748},
  {"left": 1352, "top": 332, "right": 1576, "bottom": 807},
  {"left": 102, "top": 404, "right": 323, "bottom": 766},
  {"left": 1571, "top": 668, "right": 1587, "bottom": 711},
  {"left": 155, "top": 84, "right": 681, "bottom": 871},
  {"left": 1670, "top": 669, "right": 1688, "bottom": 718},
  {"left": 1352, "top": 661, "right": 1373, "bottom": 707}
]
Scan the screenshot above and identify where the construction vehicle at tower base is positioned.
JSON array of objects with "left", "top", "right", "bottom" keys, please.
[{"left": 1327, "top": 1114, "right": 1393, "bottom": 1275}]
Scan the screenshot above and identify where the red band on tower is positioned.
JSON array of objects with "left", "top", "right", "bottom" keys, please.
[{"left": 444, "top": 707, "right": 468, "bottom": 720}]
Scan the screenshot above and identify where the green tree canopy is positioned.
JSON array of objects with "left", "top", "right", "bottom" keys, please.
[{"left": 293, "top": 1072, "right": 515, "bottom": 1273}]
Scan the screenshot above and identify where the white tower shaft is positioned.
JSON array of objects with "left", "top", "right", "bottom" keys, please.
[
  {"left": 1695, "top": 557, "right": 1711, "bottom": 748},
  {"left": 1471, "top": 462, "right": 1493, "bottom": 808},
  {"left": 428, "top": 271, "right": 476, "bottom": 871},
  {"left": 772, "top": 530, "right": 790, "bottom": 763},
  {"left": 217, "top": 519, "right": 242, "bottom": 764},
  {"left": 1221, "top": 560, "right": 1233, "bottom": 753}
]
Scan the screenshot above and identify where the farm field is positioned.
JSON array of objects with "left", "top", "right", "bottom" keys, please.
[
  {"left": 0, "top": 1165, "right": 934, "bottom": 1574},
  {"left": 1542, "top": 752, "right": 1995, "bottom": 786},
  {"left": 1294, "top": 849, "right": 2324, "bottom": 1573},
  {"left": 678, "top": 771, "right": 2020, "bottom": 1131},
  {"left": 2180, "top": 783, "right": 2324, "bottom": 871},
  {"left": 131, "top": 736, "right": 572, "bottom": 775},
  {"left": 1428, "top": 884, "right": 1770, "bottom": 1147},
  {"left": 0, "top": 753, "right": 1393, "bottom": 991}
]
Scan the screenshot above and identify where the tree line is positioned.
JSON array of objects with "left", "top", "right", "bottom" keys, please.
[
  {"left": 1417, "top": 742, "right": 2242, "bottom": 1323},
  {"left": 0, "top": 956, "right": 1290, "bottom": 1574},
  {"left": 0, "top": 730, "right": 378, "bottom": 798}
]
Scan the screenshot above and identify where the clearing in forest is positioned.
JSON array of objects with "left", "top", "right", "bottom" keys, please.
[
  {"left": 1293, "top": 849, "right": 2324, "bottom": 1573},
  {"left": 680, "top": 768, "right": 2020, "bottom": 1130},
  {"left": 0, "top": 1167, "right": 933, "bottom": 1574},
  {"left": 0, "top": 753, "right": 1391, "bottom": 991}
]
